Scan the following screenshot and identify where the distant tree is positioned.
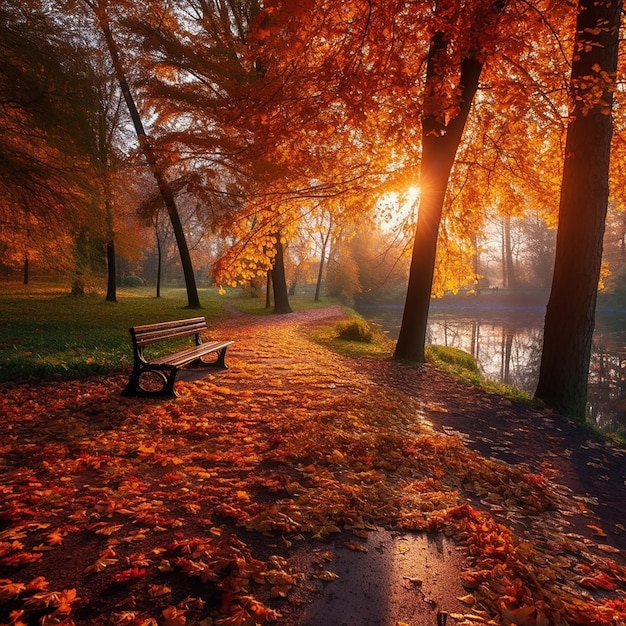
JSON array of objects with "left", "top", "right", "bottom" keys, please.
[
  {"left": 271, "top": 233, "right": 292, "bottom": 314},
  {"left": 350, "top": 223, "right": 411, "bottom": 304},
  {"left": 74, "top": 0, "right": 201, "bottom": 308},
  {"left": 535, "top": 0, "right": 622, "bottom": 419}
]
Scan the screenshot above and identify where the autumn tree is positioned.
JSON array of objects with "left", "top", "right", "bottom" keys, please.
[
  {"left": 393, "top": 0, "right": 510, "bottom": 361},
  {"left": 535, "top": 0, "right": 623, "bottom": 419},
  {"left": 64, "top": 0, "right": 202, "bottom": 308},
  {"left": 124, "top": 0, "right": 371, "bottom": 312},
  {"left": 116, "top": 0, "right": 294, "bottom": 306},
  {"left": 0, "top": 1, "right": 121, "bottom": 287}
]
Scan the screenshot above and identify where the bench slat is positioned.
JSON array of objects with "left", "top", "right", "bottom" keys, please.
[
  {"left": 151, "top": 341, "right": 234, "bottom": 367},
  {"left": 131, "top": 317, "right": 206, "bottom": 334},
  {"left": 132, "top": 318, "right": 207, "bottom": 347}
]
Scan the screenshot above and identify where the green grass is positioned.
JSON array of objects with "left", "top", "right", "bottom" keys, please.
[
  {"left": 0, "top": 280, "right": 530, "bottom": 407},
  {"left": 0, "top": 284, "right": 232, "bottom": 382},
  {"left": 425, "top": 344, "right": 532, "bottom": 402},
  {"left": 233, "top": 294, "right": 343, "bottom": 316},
  {"left": 308, "top": 318, "right": 534, "bottom": 403}
]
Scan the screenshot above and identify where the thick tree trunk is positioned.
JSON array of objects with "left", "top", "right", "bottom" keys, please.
[
  {"left": 394, "top": 1, "right": 508, "bottom": 362},
  {"left": 271, "top": 235, "right": 292, "bottom": 314},
  {"left": 95, "top": 4, "right": 200, "bottom": 309},
  {"left": 535, "top": 0, "right": 621, "bottom": 420},
  {"left": 394, "top": 48, "right": 483, "bottom": 361}
]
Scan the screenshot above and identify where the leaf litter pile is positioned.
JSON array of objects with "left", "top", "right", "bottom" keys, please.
[{"left": 1, "top": 306, "right": 625, "bottom": 626}]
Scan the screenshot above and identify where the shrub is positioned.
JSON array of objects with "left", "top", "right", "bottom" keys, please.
[
  {"left": 122, "top": 275, "right": 145, "bottom": 287},
  {"left": 336, "top": 318, "right": 374, "bottom": 343}
]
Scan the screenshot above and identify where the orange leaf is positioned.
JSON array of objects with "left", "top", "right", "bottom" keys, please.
[{"left": 579, "top": 572, "right": 617, "bottom": 591}]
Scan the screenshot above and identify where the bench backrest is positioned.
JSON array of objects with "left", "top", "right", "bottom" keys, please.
[{"left": 130, "top": 317, "right": 207, "bottom": 348}]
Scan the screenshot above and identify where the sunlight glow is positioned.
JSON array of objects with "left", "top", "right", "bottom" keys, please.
[{"left": 406, "top": 185, "right": 420, "bottom": 206}]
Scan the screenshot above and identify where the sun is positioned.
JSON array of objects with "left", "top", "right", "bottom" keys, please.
[{"left": 378, "top": 185, "right": 421, "bottom": 231}]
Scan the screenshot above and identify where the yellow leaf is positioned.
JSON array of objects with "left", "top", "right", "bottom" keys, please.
[
  {"left": 587, "top": 523, "right": 607, "bottom": 537},
  {"left": 458, "top": 594, "right": 475, "bottom": 605},
  {"left": 162, "top": 606, "right": 187, "bottom": 626},
  {"left": 148, "top": 584, "right": 172, "bottom": 599},
  {"left": 47, "top": 531, "right": 64, "bottom": 546},
  {"left": 343, "top": 541, "right": 367, "bottom": 552},
  {"left": 312, "top": 570, "right": 339, "bottom": 581},
  {"left": 597, "top": 543, "right": 620, "bottom": 553},
  {"left": 84, "top": 557, "right": 118, "bottom": 573},
  {"left": 0, "top": 580, "right": 26, "bottom": 602}
]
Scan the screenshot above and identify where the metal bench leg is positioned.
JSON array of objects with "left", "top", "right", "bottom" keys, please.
[
  {"left": 121, "top": 366, "right": 142, "bottom": 397},
  {"left": 162, "top": 368, "right": 178, "bottom": 398},
  {"left": 122, "top": 365, "right": 178, "bottom": 398},
  {"left": 215, "top": 346, "right": 228, "bottom": 368}
]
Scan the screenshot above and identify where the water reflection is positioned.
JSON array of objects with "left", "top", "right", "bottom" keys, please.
[
  {"left": 358, "top": 304, "right": 626, "bottom": 436},
  {"left": 426, "top": 317, "right": 542, "bottom": 394}
]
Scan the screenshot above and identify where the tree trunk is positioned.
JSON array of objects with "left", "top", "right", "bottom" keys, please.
[
  {"left": 265, "top": 270, "right": 273, "bottom": 308},
  {"left": 534, "top": 0, "right": 621, "bottom": 419},
  {"left": 503, "top": 214, "right": 518, "bottom": 288},
  {"left": 394, "top": 43, "right": 484, "bottom": 361},
  {"left": 155, "top": 228, "right": 162, "bottom": 298},
  {"left": 95, "top": 3, "right": 200, "bottom": 309},
  {"left": 271, "top": 234, "right": 292, "bottom": 314},
  {"left": 105, "top": 239, "right": 117, "bottom": 302},
  {"left": 393, "top": 1, "right": 508, "bottom": 362},
  {"left": 314, "top": 223, "right": 332, "bottom": 302}
]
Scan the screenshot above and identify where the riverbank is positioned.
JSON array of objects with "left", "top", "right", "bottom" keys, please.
[
  {"left": 1, "top": 306, "right": 625, "bottom": 625},
  {"left": 357, "top": 292, "right": 626, "bottom": 437}
]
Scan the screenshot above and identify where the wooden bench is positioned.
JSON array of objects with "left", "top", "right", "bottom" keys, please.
[{"left": 121, "top": 317, "right": 234, "bottom": 398}]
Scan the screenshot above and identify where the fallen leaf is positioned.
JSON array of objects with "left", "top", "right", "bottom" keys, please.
[
  {"left": 312, "top": 570, "right": 339, "bottom": 581},
  {"left": 343, "top": 540, "right": 368, "bottom": 552}
]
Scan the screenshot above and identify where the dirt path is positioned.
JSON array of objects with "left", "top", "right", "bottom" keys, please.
[
  {"left": 219, "top": 305, "right": 626, "bottom": 549},
  {"left": 214, "top": 306, "right": 626, "bottom": 623}
]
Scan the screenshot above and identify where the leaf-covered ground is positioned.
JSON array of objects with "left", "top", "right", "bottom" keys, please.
[{"left": 1, "top": 306, "right": 625, "bottom": 626}]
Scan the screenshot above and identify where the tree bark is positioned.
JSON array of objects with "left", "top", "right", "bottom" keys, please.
[
  {"left": 393, "top": 0, "right": 509, "bottom": 362},
  {"left": 314, "top": 222, "right": 332, "bottom": 302},
  {"left": 104, "top": 191, "right": 117, "bottom": 301},
  {"left": 94, "top": 3, "right": 201, "bottom": 308},
  {"left": 534, "top": 0, "right": 622, "bottom": 419},
  {"left": 265, "top": 270, "right": 273, "bottom": 308},
  {"left": 155, "top": 229, "right": 162, "bottom": 298},
  {"left": 105, "top": 239, "right": 117, "bottom": 301},
  {"left": 271, "top": 234, "right": 292, "bottom": 314},
  {"left": 503, "top": 214, "right": 518, "bottom": 288}
]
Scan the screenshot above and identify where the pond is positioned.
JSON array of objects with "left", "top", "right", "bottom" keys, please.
[{"left": 357, "top": 292, "right": 626, "bottom": 437}]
